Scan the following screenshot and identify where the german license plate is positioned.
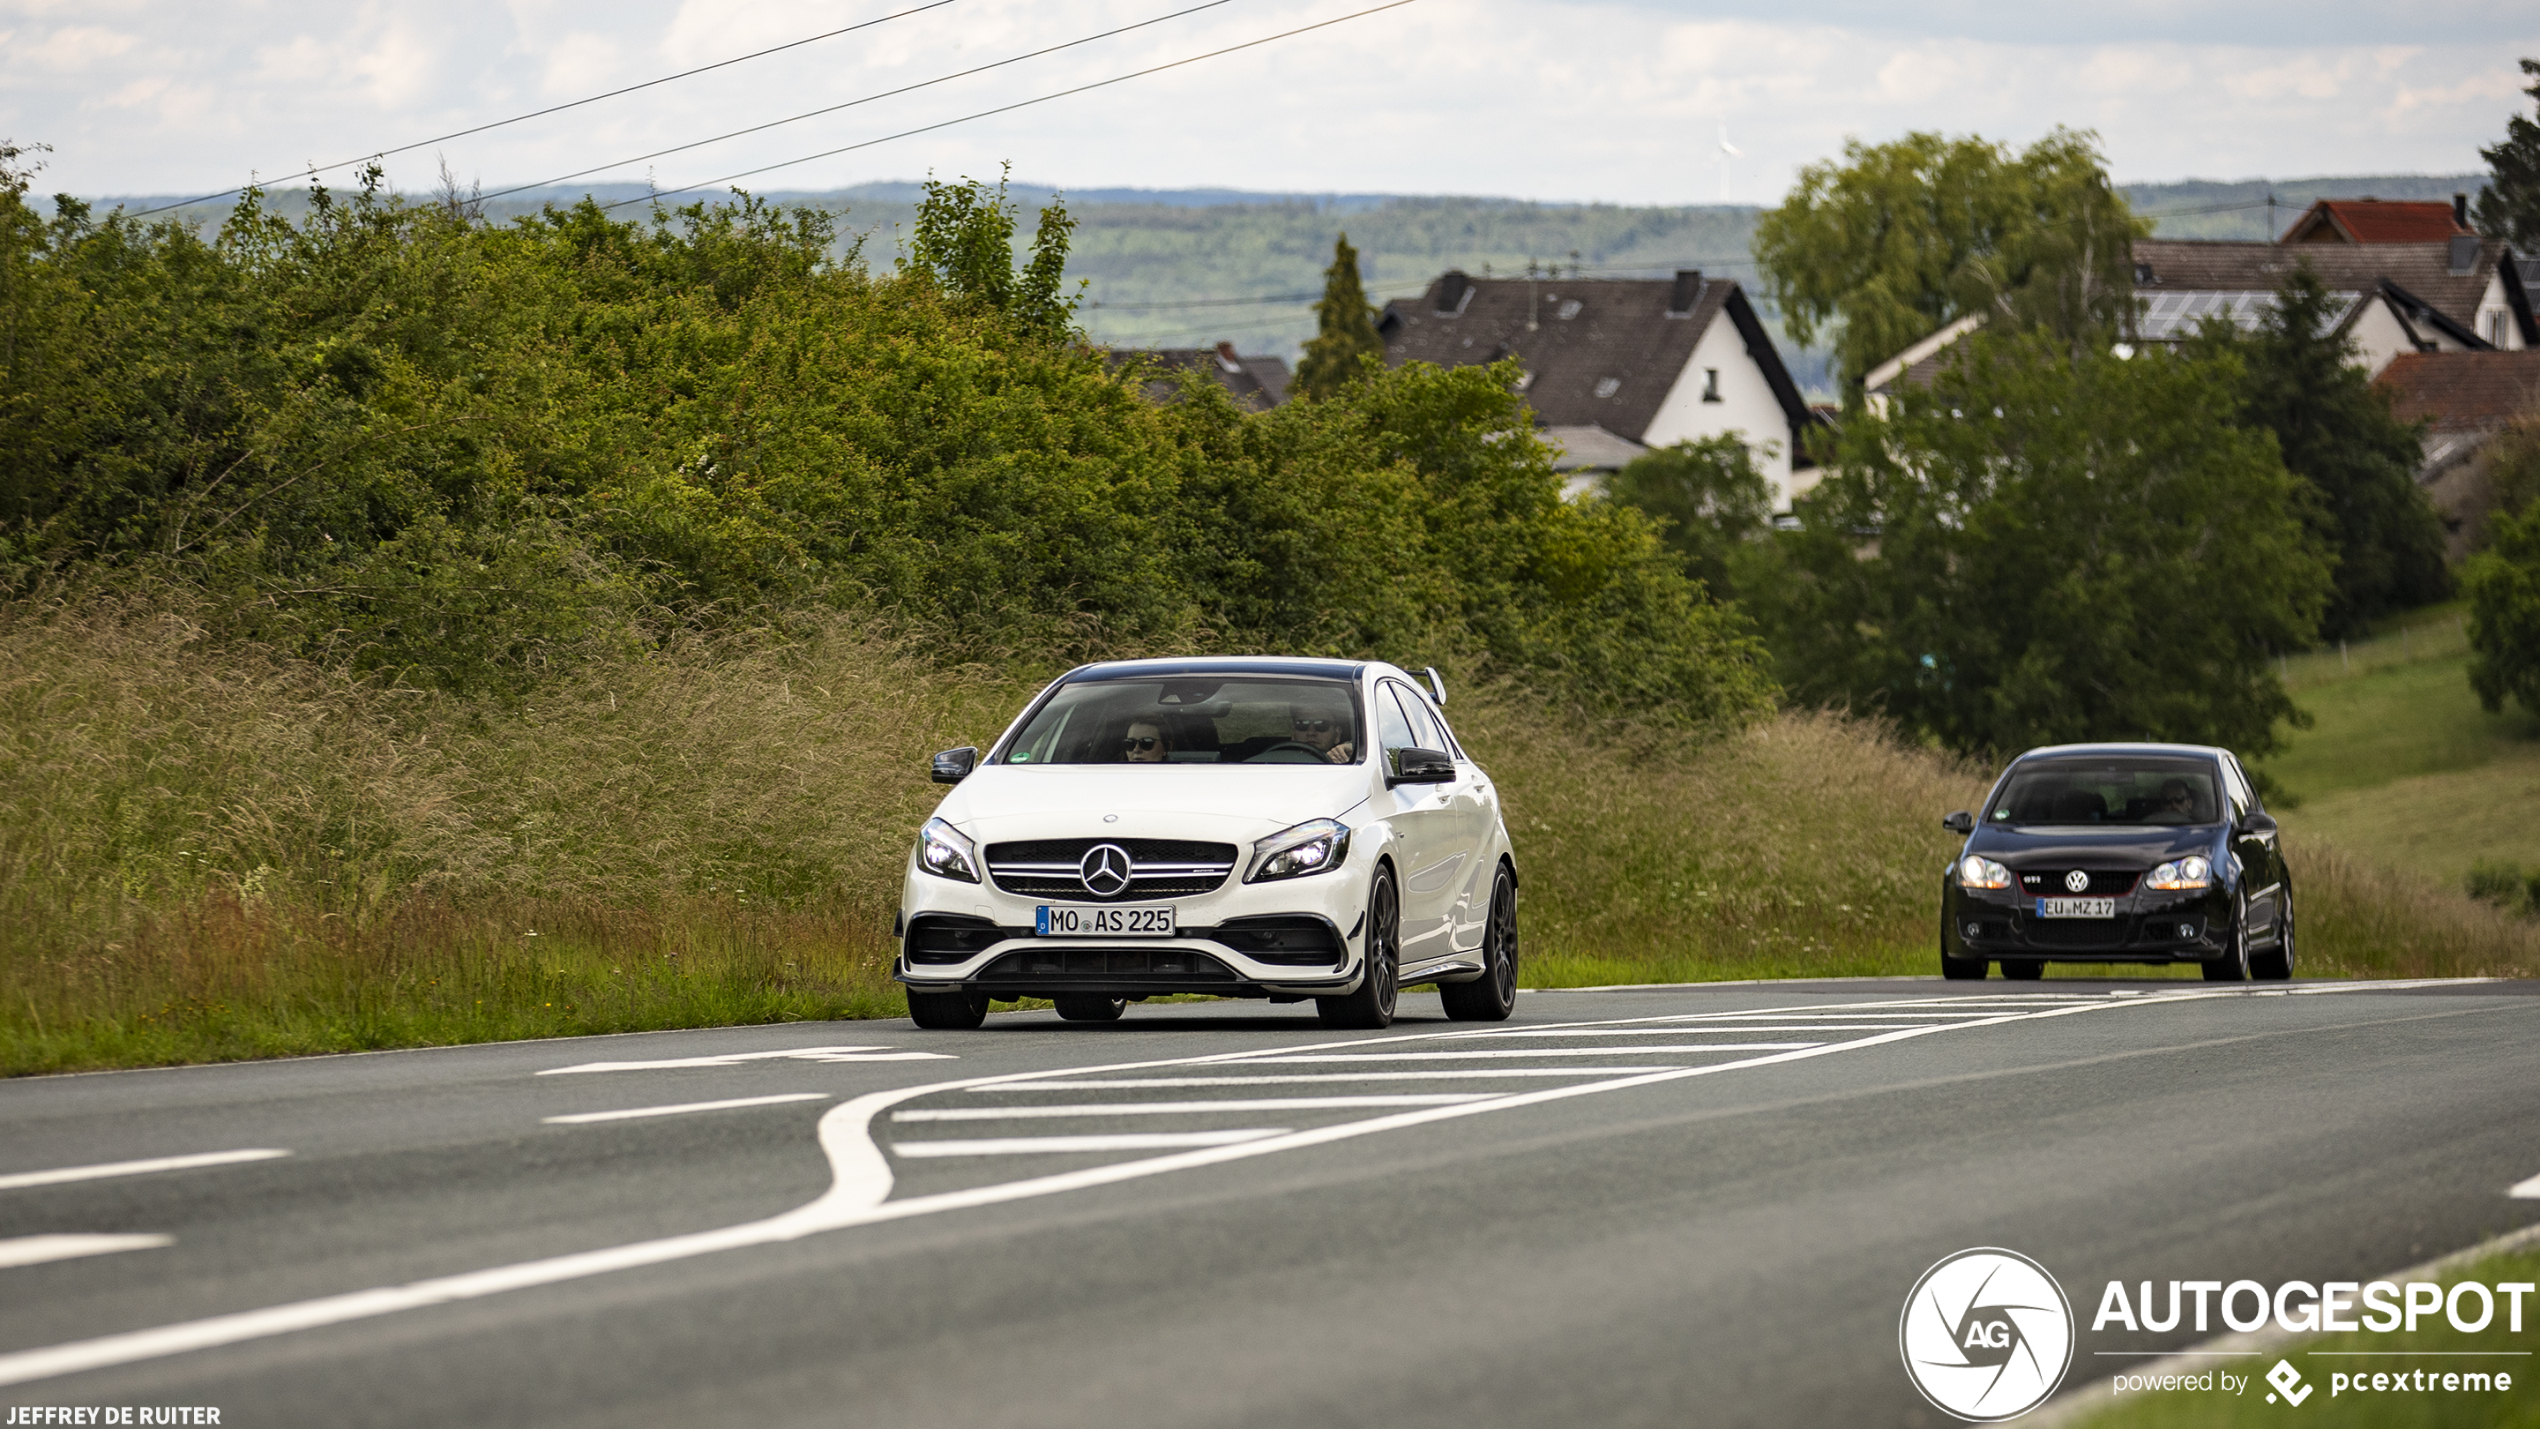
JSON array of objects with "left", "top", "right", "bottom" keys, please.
[
  {"left": 2037, "top": 898, "right": 2116, "bottom": 919},
  {"left": 1036, "top": 904, "right": 1176, "bottom": 937}
]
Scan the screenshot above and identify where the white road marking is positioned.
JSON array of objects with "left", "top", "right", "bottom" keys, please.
[
  {"left": 895, "top": 1096, "right": 1489, "bottom": 1122},
  {"left": 986, "top": 1070, "right": 1691, "bottom": 1088},
  {"left": 543, "top": 1094, "right": 831, "bottom": 1125},
  {"left": 1218, "top": 1045, "right": 1822, "bottom": 1062},
  {"left": 0, "top": 1235, "right": 174, "bottom": 1269},
  {"left": 2511, "top": 1171, "right": 2540, "bottom": 1199},
  {"left": 1448, "top": 1026, "right": 1915, "bottom": 1038},
  {"left": 0, "top": 991, "right": 2259, "bottom": 1388},
  {"left": 894, "top": 1130, "right": 1288, "bottom": 1157},
  {"left": 0, "top": 1149, "right": 290, "bottom": 1192},
  {"left": 539, "top": 1048, "right": 951, "bottom": 1074}
]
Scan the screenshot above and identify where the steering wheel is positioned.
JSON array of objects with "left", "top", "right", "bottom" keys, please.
[{"left": 1251, "top": 741, "right": 1332, "bottom": 763}]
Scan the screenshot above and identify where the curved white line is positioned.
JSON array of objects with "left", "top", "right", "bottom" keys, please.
[{"left": 0, "top": 993, "right": 2175, "bottom": 1388}]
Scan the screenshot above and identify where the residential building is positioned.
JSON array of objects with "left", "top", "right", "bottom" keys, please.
[
  {"left": 2277, "top": 195, "right": 2474, "bottom": 245},
  {"left": 1377, "top": 270, "right": 1826, "bottom": 510},
  {"left": 2376, "top": 350, "right": 2540, "bottom": 556},
  {"left": 1107, "top": 343, "right": 1292, "bottom": 410}
]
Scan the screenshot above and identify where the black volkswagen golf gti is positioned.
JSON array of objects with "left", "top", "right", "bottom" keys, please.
[{"left": 1939, "top": 743, "right": 2293, "bottom": 982}]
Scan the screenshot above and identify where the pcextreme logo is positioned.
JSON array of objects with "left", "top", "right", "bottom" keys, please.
[{"left": 1901, "top": 1248, "right": 2077, "bottom": 1422}]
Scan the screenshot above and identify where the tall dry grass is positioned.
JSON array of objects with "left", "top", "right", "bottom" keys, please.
[
  {"left": 2, "top": 594, "right": 2529, "bottom": 1075},
  {"left": 0, "top": 594, "right": 1028, "bottom": 1073}
]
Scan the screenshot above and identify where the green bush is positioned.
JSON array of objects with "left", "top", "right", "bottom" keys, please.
[
  {"left": 1742, "top": 330, "right": 2331, "bottom": 759},
  {"left": 2466, "top": 497, "right": 2540, "bottom": 721},
  {"left": 0, "top": 154, "right": 1771, "bottom": 725}
]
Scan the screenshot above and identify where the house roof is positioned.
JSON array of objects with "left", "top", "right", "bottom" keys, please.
[
  {"left": 1106, "top": 343, "right": 1291, "bottom": 410},
  {"left": 1376, "top": 271, "right": 1819, "bottom": 454},
  {"left": 2131, "top": 238, "right": 2512, "bottom": 340},
  {"left": 2279, "top": 198, "right": 2469, "bottom": 245},
  {"left": 1537, "top": 424, "right": 1649, "bottom": 473},
  {"left": 2375, "top": 351, "right": 2540, "bottom": 433}
]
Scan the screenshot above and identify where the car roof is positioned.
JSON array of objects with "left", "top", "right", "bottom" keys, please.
[
  {"left": 1067, "top": 656, "right": 1369, "bottom": 682},
  {"left": 2013, "top": 742, "right": 2228, "bottom": 761}
]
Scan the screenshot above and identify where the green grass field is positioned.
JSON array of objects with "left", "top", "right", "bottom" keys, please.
[{"left": 2260, "top": 605, "right": 2540, "bottom": 892}]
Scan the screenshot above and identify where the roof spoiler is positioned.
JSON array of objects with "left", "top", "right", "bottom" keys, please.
[{"left": 1422, "top": 666, "right": 1447, "bottom": 706}]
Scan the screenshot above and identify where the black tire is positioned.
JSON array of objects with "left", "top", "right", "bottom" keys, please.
[
  {"left": 907, "top": 986, "right": 990, "bottom": 1029},
  {"left": 1440, "top": 866, "right": 1519, "bottom": 1022},
  {"left": 1319, "top": 866, "right": 1401, "bottom": 1029},
  {"left": 2202, "top": 918, "right": 2252, "bottom": 982},
  {"left": 1053, "top": 993, "right": 1128, "bottom": 1022},
  {"left": 2251, "top": 900, "right": 2294, "bottom": 981},
  {"left": 2000, "top": 960, "right": 2045, "bottom": 981}
]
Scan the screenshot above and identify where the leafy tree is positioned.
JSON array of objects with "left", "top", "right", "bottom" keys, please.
[
  {"left": 2479, "top": 417, "right": 2540, "bottom": 546},
  {"left": 1752, "top": 128, "right": 2147, "bottom": 394},
  {"left": 1293, "top": 233, "right": 1383, "bottom": 401},
  {"left": 903, "top": 169, "right": 1079, "bottom": 341},
  {"left": 2473, "top": 59, "right": 2540, "bottom": 248},
  {"left": 2466, "top": 495, "right": 2540, "bottom": 719},
  {"left": 1603, "top": 434, "right": 1773, "bottom": 600},
  {"left": 2189, "top": 267, "right": 2450, "bottom": 636},
  {"left": 1742, "top": 331, "right": 2331, "bottom": 758}
]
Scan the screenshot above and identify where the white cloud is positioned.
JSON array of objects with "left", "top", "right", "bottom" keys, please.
[{"left": 5, "top": 0, "right": 2533, "bottom": 203}]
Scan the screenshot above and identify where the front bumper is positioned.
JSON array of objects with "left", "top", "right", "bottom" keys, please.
[
  {"left": 897, "top": 855, "right": 1370, "bottom": 1000},
  {"left": 1943, "top": 883, "right": 2232, "bottom": 963}
]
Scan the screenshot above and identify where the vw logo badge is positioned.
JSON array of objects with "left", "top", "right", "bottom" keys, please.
[
  {"left": 1080, "top": 843, "right": 1134, "bottom": 898},
  {"left": 2064, "top": 869, "right": 2090, "bottom": 894}
]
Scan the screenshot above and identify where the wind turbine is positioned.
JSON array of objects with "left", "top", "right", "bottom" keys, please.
[{"left": 1717, "top": 124, "right": 1742, "bottom": 204}]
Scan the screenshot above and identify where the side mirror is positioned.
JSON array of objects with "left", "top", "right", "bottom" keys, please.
[
  {"left": 2238, "top": 810, "right": 2278, "bottom": 836},
  {"left": 931, "top": 747, "right": 978, "bottom": 785},
  {"left": 1389, "top": 746, "right": 1456, "bottom": 785},
  {"left": 1941, "top": 810, "right": 1974, "bottom": 835}
]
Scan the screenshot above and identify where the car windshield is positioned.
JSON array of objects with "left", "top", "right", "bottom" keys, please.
[
  {"left": 998, "top": 677, "right": 1363, "bottom": 766},
  {"left": 1988, "top": 757, "right": 2223, "bottom": 827}
]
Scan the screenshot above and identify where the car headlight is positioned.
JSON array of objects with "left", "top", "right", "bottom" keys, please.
[
  {"left": 916, "top": 817, "right": 980, "bottom": 883},
  {"left": 1249, "top": 818, "right": 1351, "bottom": 883},
  {"left": 2146, "top": 856, "right": 2212, "bottom": 890},
  {"left": 1957, "top": 856, "right": 2012, "bottom": 890}
]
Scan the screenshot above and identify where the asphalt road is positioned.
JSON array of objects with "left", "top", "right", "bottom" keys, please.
[{"left": 2, "top": 977, "right": 2536, "bottom": 1428}]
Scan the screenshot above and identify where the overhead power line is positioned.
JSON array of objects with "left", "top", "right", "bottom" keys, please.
[
  {"left": 130, "top": 0, "right": 968, "bottom": 217},
  {"left": 601, "top": 0, "right": 1423, "bottom": 211},
  {"left": 481, "top": 0, "right": 1238, "bottom": 206}
]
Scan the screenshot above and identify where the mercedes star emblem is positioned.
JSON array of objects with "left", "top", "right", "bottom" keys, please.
[
  {"left": 1080, "top": 843, "right": 1134, "bottom": 897},
  {"left": 2064, "top": 869, "right": 2090, "bottom": 893}
]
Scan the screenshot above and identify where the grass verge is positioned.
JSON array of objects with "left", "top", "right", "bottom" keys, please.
[{"left": 3, "top": 596, "right": 2531, "bottom": 1076}]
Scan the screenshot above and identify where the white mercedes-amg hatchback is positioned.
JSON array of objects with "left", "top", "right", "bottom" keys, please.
[{"left": 895, "top": 657, "right": 1519, "bottom": 1030}]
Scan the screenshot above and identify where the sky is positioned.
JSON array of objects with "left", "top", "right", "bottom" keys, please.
[{"left": 2, "top": 0, "right": 2533, "bottom": 207}]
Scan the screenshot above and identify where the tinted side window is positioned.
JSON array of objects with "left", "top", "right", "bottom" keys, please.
[
  {"left": 1390, "top": 682, "right": 1443, "bottom": 752},
  {"left": 1375, "top": 684, "right": 1416, "bottom": 761},
  {"left": 2219, "top": 757, "right": 2252, "bottom": 819}
]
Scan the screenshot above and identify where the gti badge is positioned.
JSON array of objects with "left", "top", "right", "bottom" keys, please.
[
  {"left": 1080, "top": 843, "right": 1134, "bottom": 897},
  {"left": 2064, "top": 870, "right": 2090, "bottom": 893}
]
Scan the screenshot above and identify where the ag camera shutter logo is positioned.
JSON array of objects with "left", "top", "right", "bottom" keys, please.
[{"left": 1901, "top": 1247, "right": 2076, "bottom": 1421}]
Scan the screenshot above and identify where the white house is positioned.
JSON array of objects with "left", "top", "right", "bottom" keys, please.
[{"left": 1378, "top": 270, "right": 1827, "bottom": 511}]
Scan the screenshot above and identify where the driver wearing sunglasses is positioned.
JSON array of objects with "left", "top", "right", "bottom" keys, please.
[
  {"left": 1286, "top": 701, "right": 1357, "bottom": 764},
  {"left": 1121, "top": 720, "right": 1171, "bottom": 764}
]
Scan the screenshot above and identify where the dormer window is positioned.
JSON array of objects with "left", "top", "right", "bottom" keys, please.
[
  {"left": 1594, "top": 376, "right": 1622, "bottom": 399},
  {"left": 1557, "top": 299, "right": 1584, "bottom": 321},
  {"left": 1514, "top": 370, "right": 1536, "bottom": 392},
  {"left": 1700, "top": 368, "right": 1722, "bottom": 402},
  {"left": 2134, "top": 262, "right": 2155, "bottom": 284}
]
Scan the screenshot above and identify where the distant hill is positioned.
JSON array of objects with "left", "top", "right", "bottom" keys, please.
[{"left": 62, "top": 172, "right": 2493, "bottom": 400}]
